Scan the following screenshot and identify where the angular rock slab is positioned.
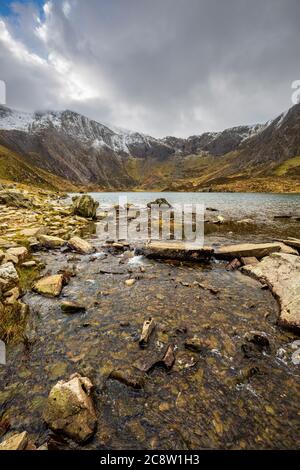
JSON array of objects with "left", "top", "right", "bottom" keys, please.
[
  {"left": 215, "top": 243, "right": 282, "bottom": 260},
  {"left": 137, "top": 241, "right": 213, "bottom": 261},
  {"left": 43, "top": 374, "right": 97, "bottom": 443},
  {"left": 33, "top": 274, "right": 63, "bottom": 297},
  {"left": 242, "top": 253, "right": 300, "bottom": 331},
  {"left": 0, "top": 431, "right": 28, "bottom": 451}
]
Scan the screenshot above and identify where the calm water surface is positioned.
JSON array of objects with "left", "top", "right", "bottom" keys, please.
[{"left": 74, "top": 192, "right": 300, "bottom": 222}]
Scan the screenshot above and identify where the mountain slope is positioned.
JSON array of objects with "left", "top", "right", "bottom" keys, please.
[
  {"left": 0, "top": 144, "right": 78, "bottom": 191},
  {"left": 0, "top": 103, "right": 299, "bottom": 192}
]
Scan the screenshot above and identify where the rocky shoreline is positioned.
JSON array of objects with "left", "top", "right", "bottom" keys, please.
[{"left": 0, "top": 185, "right": 299, "bottom": 450}]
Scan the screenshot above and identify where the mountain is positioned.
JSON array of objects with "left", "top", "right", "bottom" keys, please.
[{"left": 0, "top": 103, "right": 299, "bottom": 192}]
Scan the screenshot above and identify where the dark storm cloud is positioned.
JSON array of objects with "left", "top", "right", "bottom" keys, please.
[{"left": 0, "top": 0, "right": 299, "bottom": 136}]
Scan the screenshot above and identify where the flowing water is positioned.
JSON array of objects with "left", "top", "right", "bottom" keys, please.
[{"left": 0, "top": 193, "right": 300, "bottom": 449}]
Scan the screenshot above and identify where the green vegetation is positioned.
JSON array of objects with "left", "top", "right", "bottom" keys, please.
[{"left": 274, "top": 156, "right": 300, "bottom": 176}]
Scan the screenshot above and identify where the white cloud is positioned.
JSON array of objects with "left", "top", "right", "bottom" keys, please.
[{"left": 0, "top": 0, "right": 299, "bottom": 137}]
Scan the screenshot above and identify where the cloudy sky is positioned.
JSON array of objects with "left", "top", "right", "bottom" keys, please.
[{"left": 0, "top": 0, "right": 299, "bottom": 137}]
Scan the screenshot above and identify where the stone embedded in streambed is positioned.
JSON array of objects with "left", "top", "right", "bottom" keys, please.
[
  {"left": 38, "top": 234, "right": 66, "bottom": 249},
  {"left": 215, "top": 242, "right": 282, "bottom": 260},
  {"left": 61, "top": 301, "right": 86, "bottom": 313},
  {"left": 33, "top": 274, "right": 64, "bottom": 297},
  {"left": 242, "top": 252, "right": 300, "bottom": 331},
  {"left": 71, "top": 194, "right": 99, "bottom": 219},
  {"left": 68, "top": 236, "right": 95, "bottom": 254},
  {"left": 43, "top": 373, "right": 97, "bottom": 443},
  {"left": 137, "top": 241, "right": 214, "bottom": 262},
  {"left": 139, "top": 317, "right": 156, "bottom": 347},
  {"left": 109, "top": 367, "right": 145, "bottom": 389}
]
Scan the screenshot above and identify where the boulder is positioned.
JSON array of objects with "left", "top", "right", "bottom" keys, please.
[
  {"left": 215, "top": 243, "right": 282, "bottom": 260},
  {"left": 0, "top": 190, "right": 32, "bottom": 209},
  {"left": 0, "top": 262, "right": 19, "bottom": 292},
  {"left": 68, "top": 237, "right": 94, "bottom": 254},
  {"left": 39, "top": 234, "right": 66, "bottom": 249},
  {"left": 147, "top": 198, "right": 172, "bottom": 208},
  {"left": 0, "top": 431, "right": 28, "bottom": 451},
  {"left": 6, "top": 246, "right": 28, "bottom": 264},
  {"left": 137, "top": 241, "right": 213, "bottom": 261},
  {"left": 71, "top": 195, "right": 99, "bottom": 219},
  {"left": 43, "top": 374, "right": 97, "bottom": 443},
  {"left": 33, "top": 274, "right": 63, "bottom": 297},
  {"left": 242, "top": 253, "right": 300, "bottom": 331}
]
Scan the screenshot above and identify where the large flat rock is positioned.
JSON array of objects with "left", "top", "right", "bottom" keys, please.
[
  {"left": 137, "top": 241, "right": 214, "bottom": 261},
  {"left": 214, "top": 243, "right": 282, "bottom": 260},
  {"left": 242, "top": 253, "right": 300, "bottom": 331}
]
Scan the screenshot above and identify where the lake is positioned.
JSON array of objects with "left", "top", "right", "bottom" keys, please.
[{"left": 75, "top": 192, "right": 300, "bottom": 221}]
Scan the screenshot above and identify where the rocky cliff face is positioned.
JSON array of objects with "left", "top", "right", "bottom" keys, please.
[{"left": 0, "top": 103, "right": 299, "bottom": 190}]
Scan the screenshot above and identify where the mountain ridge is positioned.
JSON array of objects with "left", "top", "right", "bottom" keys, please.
[{"left": 0, "top": 103, "right": 299, "bottom": 192}]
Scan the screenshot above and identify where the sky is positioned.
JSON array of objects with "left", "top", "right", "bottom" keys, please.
[{"left": 0, "top": 0, "right": 299, "bottom": 137}]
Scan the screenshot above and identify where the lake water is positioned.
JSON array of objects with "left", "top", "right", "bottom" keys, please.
[{"left": 74, "top": 192, "right": 300, "bottom": 223}]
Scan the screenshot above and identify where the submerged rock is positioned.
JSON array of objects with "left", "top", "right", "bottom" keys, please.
[
  {"left": 33, "top": 274, "right": 63, "bottom": 297},
  {"left": 109, "top": 368, "right": 145, "bottom": 389},
  {"left": 242, "top": 253, "right": 300, "bottom": 331},
  {"left": 71, "top": 195, "right": 99, "bottom": 219},
  {"left": 43, "top": 373, "right": 97, "bottom": 443},
  {"left": 61, "top": 301, "right": 86, "bottom": 313},
  {"left": 68, "top": 237, "right": 94, "bottom": 254}
]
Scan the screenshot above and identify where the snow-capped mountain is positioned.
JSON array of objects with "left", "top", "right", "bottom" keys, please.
[
  {"left": 0, "top": 103, "right": 299, "bottom": 190},
  {"left": 0, "top": 106, "right": 173, "bottom": 158}
]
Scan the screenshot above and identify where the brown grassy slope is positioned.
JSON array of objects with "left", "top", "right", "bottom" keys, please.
[{"left": 0, "top": 144, "right": 79, "bottom": 191}]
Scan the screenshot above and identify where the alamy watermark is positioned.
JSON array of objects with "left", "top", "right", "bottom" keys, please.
[
  {"left": 291, "top": 80, "right": 300, "bottom": 105},
  {"left": 96, "top": 197, "right": 204, "bottom": 246},
  {"left": 0, "top": 80, "right": 6, "bottom": 105}
]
